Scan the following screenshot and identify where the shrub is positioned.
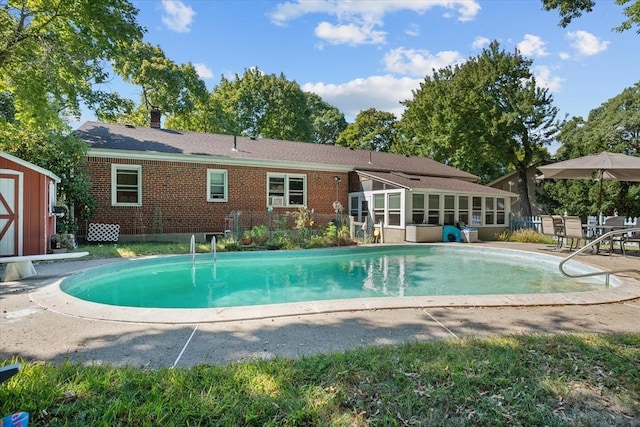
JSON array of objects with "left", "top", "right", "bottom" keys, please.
[{"left": 495, "top": 229, "right": 554, "bottom": 243}]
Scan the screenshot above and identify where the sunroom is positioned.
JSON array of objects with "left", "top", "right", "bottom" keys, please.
[{"left": 348, "top": 171, "right": 516, "bottom": 243}]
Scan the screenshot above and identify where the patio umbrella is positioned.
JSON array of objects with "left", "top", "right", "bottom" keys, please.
[{"left": 537, "top": 151, "right": 640, "bottom": 217}]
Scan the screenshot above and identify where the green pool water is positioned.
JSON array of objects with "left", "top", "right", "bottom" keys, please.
[{"left": 60, "top": 245, "right": 605, "bottom": 309}]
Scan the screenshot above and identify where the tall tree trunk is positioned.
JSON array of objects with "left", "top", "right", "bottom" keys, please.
[{"left": 516, "top": 165, "right": 533, "bottom": 217}]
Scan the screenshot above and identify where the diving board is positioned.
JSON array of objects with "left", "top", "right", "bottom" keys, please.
[{"left": 0, "top": 252, "right": 89, "bottom": 281}]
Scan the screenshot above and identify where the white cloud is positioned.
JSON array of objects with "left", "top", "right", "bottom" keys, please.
[
  {"left": 383, "top": 47, "right": 464, "bottom": 77},
  {"left": 533, "top": 65, "right": 564, "bottom": 92},
  {"left": 161, "top": 0, "right": 195, "bottom": 33},
  {"left": 472, "top": 36, "right": 491, "bottom": 50},
  {"left": 566, "top": 30, "right": 609, "bottom": 56},
  {"left": 405, "top": 23, "right": 420, "bottom": 37},
  {"left": 517, "top": 34, "right": 548, "bottom": 57},
  {"left": 558, "top": 51, "right": 571, "bottom": 60},
  {"left": 315, "top": 21, "right": 386, "bottom": 45},
  {"left": 193, "top": 63, "right": 213, "bottom": 79},
  {"left": 270, "top": 1, "right": 480, "bottom": 46},
  {"left": 271, "top": 0, "right": 480, "bottom": 25},
  {"left": 303, "top": 75, "right": 421, "bottom": 120}
]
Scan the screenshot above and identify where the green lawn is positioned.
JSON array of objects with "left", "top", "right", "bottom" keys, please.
[{"left": 1, "top": 334, "right": 638, "bottom": 426}]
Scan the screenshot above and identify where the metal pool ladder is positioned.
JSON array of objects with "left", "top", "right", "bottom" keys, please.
[{"left": 559, "top": 227, "right": 640, "bottom": 287}]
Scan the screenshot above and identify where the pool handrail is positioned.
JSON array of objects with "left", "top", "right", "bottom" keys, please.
[{"left": 558, "top": 227, "right": 640, "bottom": 287}]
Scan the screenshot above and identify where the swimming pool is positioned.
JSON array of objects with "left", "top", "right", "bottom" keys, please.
[{"left": 60, "top": 245, "right": 608, "bottom": 309}]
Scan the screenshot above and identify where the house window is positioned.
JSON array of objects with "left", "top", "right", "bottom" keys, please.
[
  {"left": 373, "top": 194, "right": 385, "bottom": 224},
  {"left": 350, "top": 195, "right": 360, "bottom": 220},
  {"left": 427, "top": 195, "right": 440, "bottom": 225},
  {"left": 111, "top": 164, "right": 141, "bottom": 206},
  {"left": 388, "top": 193, "right": 401, "bottom": 226},
  {"left": 48, "top": 181, "right": 56, "bottom": 214},
  {"left": 485, "top": 197, "right": 495, "bottom": 225},
  {"left": 207, "top": 169, "right": 227, "bottom": 202},
  {"left": 267, "top": 173, "right": 306, "bottom": 207},
  {"left": 458, "top": 196, "right": 469, "bottom": 225},
  {"left": 497, "top": 197, "right": 506, "bottom": 225},
  {"left": 472, "top": 196, "right": 482, "bottom": 226},
  {"left": 412, "top": 193, "right": 425, "bottom": 224},
  {"left": 444, "top": 195, "right": 455, "bottom": 225}
]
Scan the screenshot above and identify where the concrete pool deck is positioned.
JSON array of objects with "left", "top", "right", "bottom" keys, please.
[{"left": 1, "top": 242, "right": 639, "bottom": 368}]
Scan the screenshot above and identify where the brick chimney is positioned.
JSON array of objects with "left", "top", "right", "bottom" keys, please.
[{"left": 150, "top": 106, "right": 161, "bottom": 129}]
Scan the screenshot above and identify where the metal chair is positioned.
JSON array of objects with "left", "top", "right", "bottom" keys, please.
[
  {"left": 562, "top": 216, "right": 589, "bottom": 251},
  {"left": 541, "top": 215, "right": 564, "bottom": 249},
  {"left": 621, "top": 218, "right": 640, "bottom": 256},
  {"left": 603, "top": 216, "right": 627, "bottom": 254}
]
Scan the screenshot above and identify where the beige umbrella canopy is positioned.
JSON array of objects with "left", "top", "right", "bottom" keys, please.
[
  {"left": 538, "top": 151, "right": 640, "bottom": 182},
  {"left": 538, "top": 151, "right": 640, "bottom": 216}
]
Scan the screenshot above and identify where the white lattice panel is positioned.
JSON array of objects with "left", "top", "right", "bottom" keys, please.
[{"left": 87, "top": 223, "right": 120, "bottom": 242}]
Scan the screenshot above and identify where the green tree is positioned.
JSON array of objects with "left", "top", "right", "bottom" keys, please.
[
  {"left": 306, "top": 92, "right": 347, "bottom": 144},
  {"left": 0, "top": 0, "right": 144, "bottom": 127},
  {"left": 204, "top": 68, "right": 314, "bottom": 141},
  {"left": 109, "top": 42, "right": 208, "bottom": 125},
  {"left": 336, "top": 108, "right": 398, "bottom": 152},
  {"left": 401, "top": 41, "right": 559, "bottom": 216},
  {"left": 541, "top": 0, "right": 640, "bottom": 33}
]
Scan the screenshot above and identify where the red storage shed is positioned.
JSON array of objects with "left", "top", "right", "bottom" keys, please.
[{"left": 0, "top": 151, "right": 61, "bottom": 256}]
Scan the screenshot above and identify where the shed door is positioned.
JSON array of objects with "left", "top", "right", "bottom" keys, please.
[{"left": 0, "top": 172, "right": 21, "bottom": 256}]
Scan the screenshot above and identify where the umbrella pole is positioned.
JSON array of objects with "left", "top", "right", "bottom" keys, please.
[{"left": 597, "top": 171, "right": 604, "bottom": 224}]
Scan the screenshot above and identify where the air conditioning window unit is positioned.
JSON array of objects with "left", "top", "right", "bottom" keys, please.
[{"left": 270, "top": 196, "right": 285, "bottom": 207}]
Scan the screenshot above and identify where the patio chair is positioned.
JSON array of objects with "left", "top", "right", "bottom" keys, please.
[
  {"left": 540, "top": 215, "right": 564, "bottom": 249},
  {"left": 621, "top": 217, "right": 640, "bottom": 256},
  {"left": 603, "top": 216, "right": 627, "bottom": 254},
  {"left": 562, "top": 216, "right": 589, "bottom": 251}
]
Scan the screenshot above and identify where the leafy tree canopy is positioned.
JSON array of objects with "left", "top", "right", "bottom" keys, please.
[
  {"left": 541, "top": 0, "right": 640, "bottom": 33},
  {"left": 109, "top": 42, "right": 208, "bottom": 123},
  {"left": 400, "top": 41, "right": 559, "bottom": 216},
  {"left": 306, "top": 92, "right": 347, "bottom": 145},
  {"left": 170, "top": 68, "right": 315, "bottom": 142},
  {"left": 336, "top": 108, "right": 398, "bottom": 152},
  {"left": 0, "top": 0, "right": 144, "bottom": 127}
]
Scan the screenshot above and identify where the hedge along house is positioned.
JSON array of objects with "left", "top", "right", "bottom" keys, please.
[
  {"left": 76, "top": 120, "right": 515, "bottom": 243},
  {"left": 0, "top": 151, "right": 61, "bottom": 256}
]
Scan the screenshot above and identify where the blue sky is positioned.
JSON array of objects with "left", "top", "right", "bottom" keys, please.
[{"left": 92, "top": 0, "right": 639, "bottom": 126}]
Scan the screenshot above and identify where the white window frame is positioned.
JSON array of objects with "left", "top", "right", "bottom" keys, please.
[
  {"left": 48, "top": 181, "right": 56, "bottom": 214},
  {"left": 206, "top": 169, "right": 228, "bottom": 202},
  {"left": 111, "top": 164, "right": 142, "bottom": 207},
  {"left": 266, "top": 173, "right": 307, "bottom": 207},
  {"left": 485, "top": 197, "right": 495, "bottom": 225},
  {"left": 387, "top": 192, "right": 402, "bottom": 226},
  {"left": 411, "top": 193, "right": 426, "bottom": 224}
]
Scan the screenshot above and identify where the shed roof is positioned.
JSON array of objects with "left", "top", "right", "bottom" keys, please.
[
  {"left": 0, "top": 151, "right": 61, "bottom": 182},
  {"left": 76, "top": 121, "right": 479, "bottom": 183}
]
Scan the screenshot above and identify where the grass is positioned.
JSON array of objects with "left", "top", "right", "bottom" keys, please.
[
  {"left": 1, "top": 334, "right": 638, "bottom": 425},
  {"left": 77, "top": 234, "right": 640, "bottom": 259},
  {"left": 74, "top": 242, "right": 208, "bottom": 259}
]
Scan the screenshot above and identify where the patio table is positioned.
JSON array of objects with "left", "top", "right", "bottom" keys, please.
[{"left": 582, "top": 224, "right": 631, "bottom": 254}]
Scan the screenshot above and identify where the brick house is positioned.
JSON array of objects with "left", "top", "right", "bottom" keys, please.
[
  {"left": 76, "top": 121, "right": 515, "bottom": 243},
  {"left": 0, "top": 151, "right": 61, "bottom": 256}
]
